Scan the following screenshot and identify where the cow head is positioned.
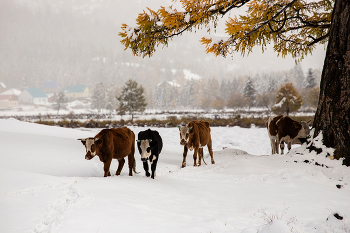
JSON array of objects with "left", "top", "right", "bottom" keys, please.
[
  {"left": 177, "top": 125, "right": 193, "bottom": 146},
  {"left": 137, "top": 139, "right": 153, "bottom": 162},
  {"left": 295, "top": 120, "right": 311, "bottom": 139},
  {"left": 78, "top": 137, "right": 102, "bottom": 160}
]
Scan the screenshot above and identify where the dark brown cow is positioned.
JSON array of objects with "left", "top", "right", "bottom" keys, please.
[
  {"left": 78, "top": 127, "right": 138, "bottom": 177},
  {"left": 266, "top": 115, "right": 310, "bottom": 154},
  {"left": 178, "top": 120, "right": 215, "bottom": 167}
]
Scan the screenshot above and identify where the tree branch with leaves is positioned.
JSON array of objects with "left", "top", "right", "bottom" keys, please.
[{"left": 119, "top": 0, "right": 332, "bottom": 60}]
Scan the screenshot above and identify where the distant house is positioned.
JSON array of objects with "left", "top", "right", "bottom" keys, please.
[
  {"left": 0, "top": 88, "right": 21, "bottom": 108},
  {"left": 62, "top": 85, "right": 90, "bottom": 99},
  {"left": 0, "top": 88, "right": 21, "bottom": 97},
  {"left": 157, "top": 81, "right": 181, "bottom": 90},
  {"left": 18, "top": 88, "right": 48, "bottom": 105},
  {"left": 0, "top": 95, "right": 18, "bottom": 108}
]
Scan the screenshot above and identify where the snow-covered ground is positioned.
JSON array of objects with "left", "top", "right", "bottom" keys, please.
[{"left": 0, "top": 119, "right": 349, "bottom": 233}]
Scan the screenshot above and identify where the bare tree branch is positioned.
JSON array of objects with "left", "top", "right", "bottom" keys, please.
[{"left": 308, "top": 32, "right": 330, "bottom": 46}]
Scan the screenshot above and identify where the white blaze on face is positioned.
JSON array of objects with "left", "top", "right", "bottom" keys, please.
[
  {"left": 85, "top": 138, "right": 97, "bottom": 157},
  {"left": 140, "top": 140, "right": 151, "bottom": 160},
  {"left": 179, "top": 126, "right": 190, "bottom": 145}
]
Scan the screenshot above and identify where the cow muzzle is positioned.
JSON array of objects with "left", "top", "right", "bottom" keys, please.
[
  {"left": 85, "top": 151, "right": 95, "bottom": 160},
  {"left": 180, "top": 139, "right": 187, "bottom": 146},
  {"left": 141, "top": 157, "right": 148, "bottom": 162}
]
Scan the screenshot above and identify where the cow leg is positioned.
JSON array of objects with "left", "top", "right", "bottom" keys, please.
[
  {"left": 287, "top": 142, "right": 292, "bottom": 152},
  {"left": 182, "top": 145, "right": 188, "bottom": 168},
  {"left": 275, "top": 139, "right": 279, "bottom": 154},
  {"left": 103, "top": 159, "right": 112, "bottom": 177},
  {"left": 270, "top": 138, "right": 277, "bottom": 154},
  {"left": 280, "top": 141, "right": 285, "bottom": 154},
  {"left": 270, "top": 138, "right": 274, "bottom": 154},
  {"left": 127, "top": 155, "right": 134, "bottom": 176},
  {"left": 193, "top": 148, "right": 199, "bottom": 166},
  {"left": 207, "top": 138, "right": 215, "bottom": 164},
  {"left": 150, "top": 157, "right": 158, "bottom": 179},
  {"left": 198, "top": 148, "right": 203, "bottom": 166},
  {"left": 116, "top": 158, "right": 125, "bottom": 176},
  {"left": 143, "top": 161, "right": 150, "bottom": 177}
]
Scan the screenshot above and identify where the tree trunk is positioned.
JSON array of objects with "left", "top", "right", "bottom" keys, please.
[{"left": 313, "top": 0, "right": 350, "bottom": 165}]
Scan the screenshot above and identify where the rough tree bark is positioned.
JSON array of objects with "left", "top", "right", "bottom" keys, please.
[{"left": 313, "top": 0, "right": 350, "bottom": 165}]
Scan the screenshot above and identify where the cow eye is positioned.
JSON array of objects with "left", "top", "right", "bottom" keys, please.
[
  {"left": 186, "top": 133, "right": 189, "bottom": 138},
  {"left": 147, "top": 147, "right": 151, "bottom": 153},
  {"left": 91, "top": 144, "right": 95, "bottom": 151}
]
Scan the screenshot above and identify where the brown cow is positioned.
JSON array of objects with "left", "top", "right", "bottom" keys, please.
[
  {"left": 266, "top": 115, "right": 310, "bottom": 154},
  {"left": 78, "top": 127, "right": 138, "bottom": 177},
  {"left": 178, "top": 120, "right": 215, "bottom": 167}
]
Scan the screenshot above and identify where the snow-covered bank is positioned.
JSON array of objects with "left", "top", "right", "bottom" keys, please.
[{"left": 0, "top": 119, "right": 349, "bottom": 233}]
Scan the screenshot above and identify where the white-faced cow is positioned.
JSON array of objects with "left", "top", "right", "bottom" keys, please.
[
  {"left": 78, "top": 127, "right": 138, "bottom": 177},
  {"left": 266, "top": 115, "right": 310, "bottom": 154},
  {"left": 178, "top": 120, "right": 215, "bottom": 167},
  {"left": 136, "top": 129, "right": 163, "bottom": 179}
]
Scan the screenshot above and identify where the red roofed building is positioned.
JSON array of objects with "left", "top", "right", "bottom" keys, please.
[{"left": 0, "top": 95, "right": 18, "bottom": 108}]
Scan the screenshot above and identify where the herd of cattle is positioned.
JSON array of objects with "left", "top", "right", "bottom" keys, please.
[{"left": 78, "top": 115, "right": 311, "bottom": 179}]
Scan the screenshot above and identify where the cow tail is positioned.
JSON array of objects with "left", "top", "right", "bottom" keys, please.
[
  {"left": 202, "top": 155, "right": 207, "bottom": 165},
  {"left": 133, "top": 157, "right": 140, "bottom": 174}
]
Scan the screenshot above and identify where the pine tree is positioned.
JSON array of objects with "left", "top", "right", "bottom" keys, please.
[
  {"left": 303, "top": 68, "right": 317, "bottom": 89},
  {"left": 116, "top": 79, "right": 147, "bottom": 122},
  {"left": 242, "top": 77, "right": 256, "bottom": 109},
  {"left": 272, "top": 83, "right": 303, "bottom": 116},
  {"left": 267, "top": 77, "right": 277, "bottom": 92},
  {"left": 52, "top": 92, "right": 67, "bottom": 115},
  {"left": 179, "top": 80, "right": 194, "bottom": 108}
]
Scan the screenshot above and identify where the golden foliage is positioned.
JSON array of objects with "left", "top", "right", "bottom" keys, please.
[
  {"left": 271, "top": 82, "right": 303, "bottom": 115},
  {"left": 120, "top": 0, "right": 333, "bottom": 59}
]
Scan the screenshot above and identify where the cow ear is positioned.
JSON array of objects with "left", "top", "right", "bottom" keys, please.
[
  {"left": 189, "top": 126, "right": 193, "bottom": 130},
  {"left": 78, "top": 139, "right": 86, "bottom": 145},
  {"left": 136, "top": 140, "right": 141, "bottom": 142},
  {"left": 293, "top": 122, "right": 300, "bottom": 128},
  {"left": 177, "top": 126, "right": 181, "bottom": 130},
  {"left": 149, "top": 139, "right": 152, "bottom": 142},
  {"left": 95, "top": 137, "right": 102, "bottom": 145}
]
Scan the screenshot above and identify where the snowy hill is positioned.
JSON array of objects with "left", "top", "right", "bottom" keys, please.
[{"left": 0, "top": 119, "right": 349, "bottom": 233}]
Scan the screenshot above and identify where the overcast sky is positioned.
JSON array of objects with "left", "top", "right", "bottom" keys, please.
[{"left": 1, "top": 0, "right": 327, "bottom": 89}]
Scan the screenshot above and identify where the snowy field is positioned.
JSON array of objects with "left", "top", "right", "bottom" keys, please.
[{"left": 0, "top": 119, "right": 349, "bottom": 233}]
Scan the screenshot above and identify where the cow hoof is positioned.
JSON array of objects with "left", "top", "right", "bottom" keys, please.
[
  {"left": 181, "top": 163, "right": 186, "bottom": 168},
  {"left": 211, "top": 161, "right": 215, "bottom": 164},
  {"left": 146, "top": 172, "right": 150, "bottom": 177}
]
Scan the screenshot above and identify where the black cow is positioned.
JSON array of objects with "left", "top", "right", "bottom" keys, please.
[{"left": 137, "top": 129, "right": 163, "bottom": 179}]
